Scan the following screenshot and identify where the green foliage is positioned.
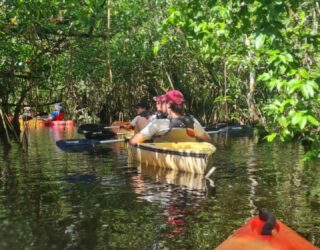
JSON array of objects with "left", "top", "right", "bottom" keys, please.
[
  {"left": 159, "top": 0, "right": 319, "bottom": 158},
  {"left": 0, "top": 0, "right": 319, "bottom": 158}
]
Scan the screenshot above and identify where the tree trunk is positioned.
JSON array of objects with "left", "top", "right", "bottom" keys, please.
[
  {"left": 106, "top": 0, "right": 113, "bottom": 84},
  {"left": 223, "top": 62, "right": 228, "bottom": 121},
  {"left": 247, "top": 68, "right": 260, "bottom": 124},
  {"left": 0, "top": 108, "right": 11, "bottom": 145},
  {"left": 244, "top": 35, "right": 262, "bottom": 125}
]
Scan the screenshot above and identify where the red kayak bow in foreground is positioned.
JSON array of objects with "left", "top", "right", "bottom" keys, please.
[{"left": 215, "top": 210, "right": 319, "bottom": 250}]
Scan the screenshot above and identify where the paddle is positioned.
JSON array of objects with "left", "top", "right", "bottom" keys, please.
[
  {"left": 207, "top": 129, "right": 227, "bottom": 134},
  {"left": 56, "top": 138, "right": 125, "bottom": 152},
  {"left": 207, "top": 126, "right": 244, "bottom": 134},
  {"left": 77, "top": 123, "right": 123, "bottom": 134},
  {"left": 58, "top": 127, "right": 231, "bottom": 152}
]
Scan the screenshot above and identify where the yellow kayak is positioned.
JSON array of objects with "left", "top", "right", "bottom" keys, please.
[
  {"left": 128, "top": 142, "right": 216, "bottom": 174},
  {"left": 19, "top": 118, "right": 46, "bottom": 128}
]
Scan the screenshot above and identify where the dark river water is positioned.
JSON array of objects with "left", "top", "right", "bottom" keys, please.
[{"left": 0, "top": 126, "right": 319, "bottom": 249}]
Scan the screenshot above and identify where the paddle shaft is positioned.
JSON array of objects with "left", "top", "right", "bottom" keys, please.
[
  {"left": 77, "top": 123, "right": 130, "bottom": 134},
  {"left": 207, "top": 126, "right": 243, "bottom": 134},
  {"left": 207, "top": 130, "right": 224, "bottom": 134},
  {"left": 80, "top": 125, "right": 122, "bottom": 131},
  {"left": 98, "top": 138, "right": 125, "bottom": 144},
  {"left": 102, "top": 125, "right": 123, "bottom": 129}
]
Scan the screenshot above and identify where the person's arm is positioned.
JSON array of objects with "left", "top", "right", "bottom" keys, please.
[
  {"left": 130, "top": 116, "right": 138, "bottom": 127},
  {"left": 129, "top": 133, "right": 145, "bottom": 145},
  {"left": 129, "top": 120, "right": 159, "bottom": 145},
  {"left": 135, "top": 116, "right": 150, "bottom": 133},
  {"left": 123, "top": 116, "right": 138, "bottom": 130}
]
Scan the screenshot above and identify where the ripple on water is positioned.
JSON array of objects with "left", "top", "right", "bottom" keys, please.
[{"left": 0, "top": 129, "right": 319, "bottom": 249}]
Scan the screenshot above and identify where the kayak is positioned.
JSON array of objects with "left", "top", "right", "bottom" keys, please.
[
  {"left": 215, "top": 210, "right": 319, "bottom": 250},
  {"left": 110, "top": 121, "right": 130, "bottom": 133},
  {"left": 128, "top": 142, "right": 216, "bottom": 174},
  {"left": 19, "top": 118, "right": 75, "bottom": 128},
  {"left": 45, "top": 120, "right": 75, "bottom": 127},
  {"left": 111, "top": 121, "right": 134, "bottom": 138},
  {"left": 84, "top": 130, "right": 116, "bottom": 140},
  {"left": 19, "top": 118, "right": 46, "bottom": 128}
]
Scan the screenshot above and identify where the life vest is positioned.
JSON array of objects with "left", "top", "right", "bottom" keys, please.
[
  {"left": 156, "top": 112, "right": 167, "bottom": 119},
  {"left": 53, "top": 111, "right": 64, "bottom": 121},
  {"left": 139, "top": 111, "right": 151, "bottom": 120},
  {"left": 169, "top": 116, "right": 194, "bottom": 130},
  {"left": 153, "top": 115, "right": 197, "bottom": 143}
]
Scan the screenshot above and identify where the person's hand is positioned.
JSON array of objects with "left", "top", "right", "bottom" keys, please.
[{"left": 122, "top": 124, "right": 132, "bottom": 130}]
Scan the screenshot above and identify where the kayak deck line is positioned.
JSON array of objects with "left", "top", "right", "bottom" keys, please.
[{"left": 134, "top": 143, "right": 212, "bottom": 158}]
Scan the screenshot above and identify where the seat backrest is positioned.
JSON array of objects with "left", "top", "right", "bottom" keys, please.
[{"left": 153, "top": 128, "right": 197, "bottom": 142}]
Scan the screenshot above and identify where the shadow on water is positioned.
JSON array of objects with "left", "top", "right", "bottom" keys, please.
[{"left": 0, "top": 127, "right": 319, "bottom": 249}]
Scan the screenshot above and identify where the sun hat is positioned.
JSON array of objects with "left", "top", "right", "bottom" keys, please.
[{"left": 165, "top": 90, "right": 185, "bottom": 105}]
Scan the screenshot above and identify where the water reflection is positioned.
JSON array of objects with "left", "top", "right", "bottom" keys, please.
[
  {"left": 0, "top": 128, "right": 319, "bottom": 249},
  {"left": 208, "top": 134, "right": 320, "bottom": 248},
  {"left": 246, "top": 142, "right": 259, "bottom": 217},
  {"left": 61, "top": 174, "right": 96, "bottom": 183},
  {"left": 48, "top": 126, "right": 74, "bottom": 141},
  {"left": 137, "top": 164, "right": 207, "bottom": 191},
  {"left": 128, "top": 163, "right": 211, "bottom": 241}
]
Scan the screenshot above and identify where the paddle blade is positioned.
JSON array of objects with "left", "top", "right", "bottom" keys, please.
[
  {"left": 56, "top": 138, "right": 126, "bottom": 152},
  {"left": 56, "top": 139, "right": 98, "bottom": 152},
  {"left": 77, "top": 123, "right": 106, "bottom": 134}
]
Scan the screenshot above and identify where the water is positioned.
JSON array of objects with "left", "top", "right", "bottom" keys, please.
[{"left": 0, "top": 127, "right": 319, "bottom": 249}]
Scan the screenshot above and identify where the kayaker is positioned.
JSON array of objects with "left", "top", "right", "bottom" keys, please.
[
  {"left": 130, "top": 90, "right": 211, "bottom": 144},
  {"left": 149, "top": 94, "right": 167, "bottom": 122},
  {"left": 125, "top": 100, "right": 151, "bottom": 133},
  {"left": 48, "top": 102, "right": 64, "bottom": 121},
  {"left": 21, "top": 106, "right": 33, "bottom": 121}
]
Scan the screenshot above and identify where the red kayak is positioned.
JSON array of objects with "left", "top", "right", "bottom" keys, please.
[
  {"left": 215, "top": 210, "right": 319, "bottom": 250},
  {"left": 45, "top": 120, "right": 75, "bottom": 127}
]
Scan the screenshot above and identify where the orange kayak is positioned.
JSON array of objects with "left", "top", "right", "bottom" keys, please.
[
  {"left": 215, "top": 210, "right": 319, "bottom": 250},
  {"left": 111, "top": 121, "right": 130, "bottom": 133},
  {"left": 111, "top": 121, "right": 134, "bottom": 138}
]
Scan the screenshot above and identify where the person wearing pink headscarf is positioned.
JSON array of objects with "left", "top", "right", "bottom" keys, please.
[{"left": 130, "top": 90, "right": 211, "bottom": 145}]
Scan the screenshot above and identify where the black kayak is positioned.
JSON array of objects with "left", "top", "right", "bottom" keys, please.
[
  {"left": 77, "top": 123, "right": 107, "bottom": 134},
  {"left": 56, "top": 139, "right": 98, "bottom": 152},
  {"left": 84, "top": 130, "right": 116, "bottom": 140}
]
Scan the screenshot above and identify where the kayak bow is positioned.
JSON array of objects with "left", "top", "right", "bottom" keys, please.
[{"left": 215, "top": 210, "right": 319, "bottom": 250}]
